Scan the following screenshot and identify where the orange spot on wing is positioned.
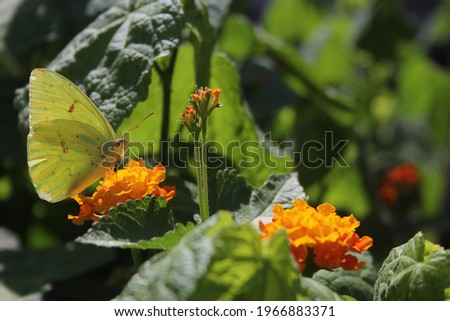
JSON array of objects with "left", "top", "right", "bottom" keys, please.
[{"left": 68, "top": 103, "right": 75, "bottom": 112}]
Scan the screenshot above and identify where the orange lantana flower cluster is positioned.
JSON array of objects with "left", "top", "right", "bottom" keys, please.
[
  {"left": 259, "top": 199, "right": 373, "bottom": 272},
  {"left": 68, "top": 159, "right": 176, "bottom": 226},
  {"left": 190, "top": 86, "right": 222, "bottom": 117},
  {"left": 181, "top": 86, "right": 222, "bottom": 134}
]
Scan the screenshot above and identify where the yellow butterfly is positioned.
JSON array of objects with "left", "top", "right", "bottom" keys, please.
[{"left": 27, "top": 68, "right": 126, "bottom": 202}]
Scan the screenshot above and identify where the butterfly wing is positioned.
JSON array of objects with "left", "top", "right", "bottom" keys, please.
[{"left": 28, "top": 68, "right": 119, "bottom": 203}]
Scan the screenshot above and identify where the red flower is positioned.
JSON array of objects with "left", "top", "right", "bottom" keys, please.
[{"left": 379, "top": 163, "right": 420, "bottom": 207}]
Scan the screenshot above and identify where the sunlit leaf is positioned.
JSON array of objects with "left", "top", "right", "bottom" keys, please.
[{"left": 374, "top": 232, "right": 450, "bottom": 300}]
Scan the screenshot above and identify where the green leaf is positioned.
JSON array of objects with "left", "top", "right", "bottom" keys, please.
[
  {"left": 318, "top": 145, "right": 370, "bottom": 217},
  {"left": 129, "top": 221, "right": 196, "bottom": 250},
  {"left": 374, "top": 232, "right": 450, "bottom": 300},
  {"left": 425, "top": 0, "right": 450, "bottom": 45},
  {"left": 191, "top": 228, "right": 300, "bottom": 300},
  {"left": 299, "top": 277, "right": 343, "bottom": 301},
  {"left": 300, "top": 17, "right": 355, "bottom": 86},
  {"left": 260, "top": 34, "right": 354, "bottom": 117},
  {"left": 234, "top": 172, "right": 306, "bottom": 225},
  {"left": 398, "top": 45, "right": 450, "bottom": 145},
  {"left": 257, "top": 230, "right": 302, "bottom": 300},
  {"left": 271, "top": 105, "right": 297, "bottom": 141},
  {"left": 263, "top": 0, "right": 326, "bottom": 44},
  {"left": 116, "top": 212, "right": 301, "bottom": 300},
  {"left": 312, "top": 252, "right": 377, "bottom": 301},
  {"left": 17, "top": 0, "right": 184, "bottom": 129},
  {"left": 76, "top": 196, "right": 175, "bottom": 249},
  {"left": 420, "top": 164, "right": 446, "bottom": 217},
  {"left": 164, "top": 176, "right": 199, "bottom": 224},
  {"left": 216, "top": 14, "right": 258, "bottom": 62},
  {"left": 0, "top": 243, "right": 115, "bottom": 299},
  {"left": 209, "top": 53, "right": 294, "bottom": 186},
  {"left": 445, "top": 287, "right": 450, "bottom": 301},
  {"left": 208, "top": 168, "right": 252, "bottom": 214}
]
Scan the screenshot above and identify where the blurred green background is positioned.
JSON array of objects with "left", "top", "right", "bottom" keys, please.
[{"left": 1, "top": 0, "right": 449, "bottom": 299}]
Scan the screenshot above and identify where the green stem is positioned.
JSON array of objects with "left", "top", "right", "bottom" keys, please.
[
  {"left": 154, "top": 49, "right": 178, "bottom": 166},
  {"left": 194, "top": 130, "right": 207, "bottom": 222},
  {"left": 200, "top": 118, "right": 209, "bottom": 220},
  {"left": 193, "top": 115, "right": 210, "bottom": 223},
  {"left": 130, "top": 248, "right": 142, "bottom": 271}
]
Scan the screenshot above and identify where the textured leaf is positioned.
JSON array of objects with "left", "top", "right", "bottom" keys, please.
[
  {"left": 17, "top": 0, "right": 184, "bottom": 129},
  {"left": 0, "top": 243, "right": 115, "bottom": 298},
  {"left": 116, "top": 212, "right": 233, "bottom": 300},
  {"left": 116, "top": 212, "right": 301, "bottom": 300},
  {"left": 208, "top": 168, "right": 252, "bottom": 214},
  {"left": 374, "top": 232, "right": 450, "bottom": 300},
  {"left": 312, "top": 252, "right": 377, "bottom": 301},
  {"left": 76, "top": 196, "right": 175, "bottom": 249},
  {"left": 234, "top": 172, "right": 306, "bottom": 225},
  {"left": 190, "top": 228, "right": 300, "bottom": 300}
]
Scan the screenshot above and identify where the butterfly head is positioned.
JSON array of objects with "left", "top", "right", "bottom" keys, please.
[{"left": 100, "top": 138, "right": 128, "bottom": 169}]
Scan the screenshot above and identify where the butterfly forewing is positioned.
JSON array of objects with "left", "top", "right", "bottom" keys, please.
[{"left": 28, "top": 69, "right": 119, "bottom": 202}]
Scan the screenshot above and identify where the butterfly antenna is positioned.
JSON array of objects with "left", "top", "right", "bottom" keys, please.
[
  {"left": 125, "top": 112, "right": 154, "bottom": 133},
  {"left": 119, "top": 112, "right": 154, "bottom": 166}
]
